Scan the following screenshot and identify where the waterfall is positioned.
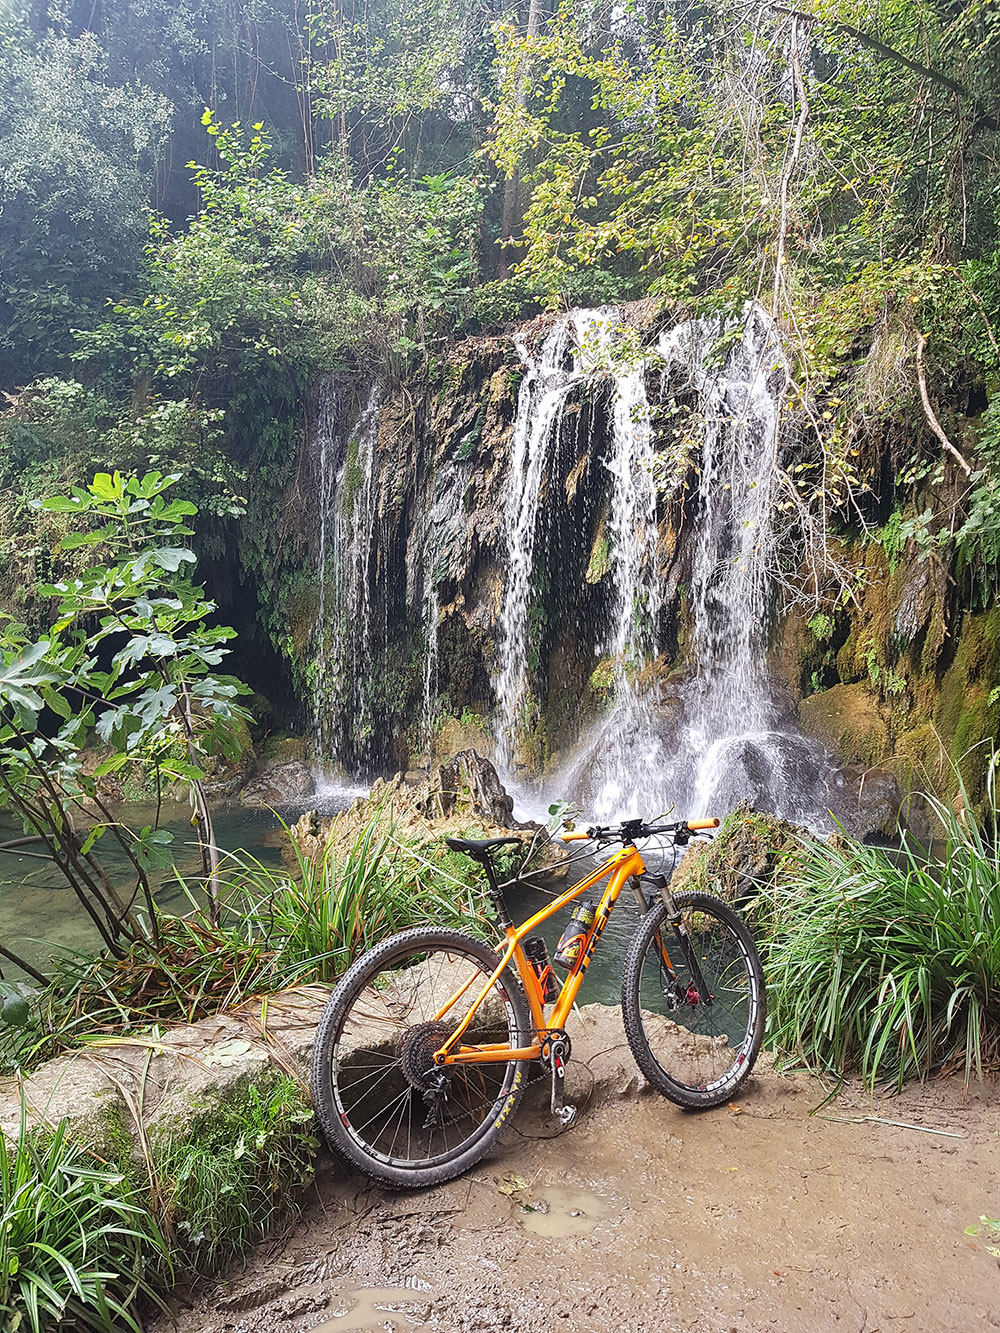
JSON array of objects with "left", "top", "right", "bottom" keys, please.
[
  {"left": 496, "top": 300, "right": 843, "bottom": 829},
  {"left": 656, "top": 304, "right": 842, "bottom": 825},
  {"left": 305, "top": 301, "right": 844, "bottom": 829},
  {"left": 493, "top": 308, "right": 643, "bottom": 773},
  {"left": 311, "top": 373, "right": 341, "bottom": 759},
  {"left": 494, "top": 312, "right": 593, "bottom": 769},
  {"left": 311, "top": 380, "right": 382, "bottom": 769}
]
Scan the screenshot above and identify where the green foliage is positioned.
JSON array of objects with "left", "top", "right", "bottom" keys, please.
[
  {"left": 75, "top": 116, "right": 484, "bottom": 389},
  {"left": 0, "top": 26, "right": 171, "bottom": 387},
  {"left": 153, "top": 1076, "right": 315, "bottom": 1273},
  {"left": 0, "top": 381, "right": 246, "bottom": 627},
  {"left": 222, "top": 811, "right": 488, "bottom": 983},
  {"left": 4, "top": 810, "right": 491, "bottom": 1067},
  {"left": 0, "top": 471, "right": 249, "bottom": 970},
  {"left": 807, "top": 612, "right": 834, "bottom": 643},
  {"left": 865, "top": 651, "right": 907, "bottom": 697},
  {"left": 766, "top": 775, "right": 1000, "bottom": 1088},
  {"left": 875, "top": 511, "right": 907, "bottom": 575},
  {"left": 0, "top": 1109, "right": 169, "bottom": 1333}
]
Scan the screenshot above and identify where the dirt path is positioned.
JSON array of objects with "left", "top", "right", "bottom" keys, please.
[{"left": 158, "top": 1006, "right": 1000, "bottom": 1333}]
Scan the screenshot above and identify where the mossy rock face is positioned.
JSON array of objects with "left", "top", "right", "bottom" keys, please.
[
  {"left": 931, "top": 608, "right": 1000, "bottom": 811},
  {"left": 769, "top": 609, "right": 815, "bottom": 701},
  {"left": 798, "top": 682, "right": 891, "bottom": 769},
  {"left": 668, "top": 803, "right": 809, "bottom": 903},
  {"left": 434, "top": 713, "right": 495, "bottom": 763}
]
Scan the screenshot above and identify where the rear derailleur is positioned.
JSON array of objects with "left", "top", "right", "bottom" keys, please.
[{"left": 421, "top": 1069, "right": 449, "bottom": 1130}]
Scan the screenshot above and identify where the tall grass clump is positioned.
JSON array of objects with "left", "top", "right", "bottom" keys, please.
[
  {"left": 0, "top": 1110, "right": 168, "bottom": 1333},
  {"left": 766, "top": 781, "right": 1000, "bottom": 1089},
  {"left": 228, "top": 809, "right": 488, "bottom": 985},
  {"left": 152, "top": 1077, "right": 315, "bottom": 1273}
]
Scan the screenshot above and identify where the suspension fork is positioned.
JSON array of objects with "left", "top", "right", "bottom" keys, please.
[{"left": 635, "top": 872, "right": 714, "bottom": 1005}]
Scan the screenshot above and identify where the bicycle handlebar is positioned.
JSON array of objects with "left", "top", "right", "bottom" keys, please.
[{"left": 558, "top": 817, "right": 719, "bottom": 845}]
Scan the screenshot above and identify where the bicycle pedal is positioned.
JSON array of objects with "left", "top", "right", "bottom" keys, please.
[{"left": 555, "top": 1102, "right": 577, "bottom": 1127}]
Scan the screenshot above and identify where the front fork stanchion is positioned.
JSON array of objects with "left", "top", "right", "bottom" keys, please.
[{"left": 643, "top": 871, "right": 714, "bottom": 1006}]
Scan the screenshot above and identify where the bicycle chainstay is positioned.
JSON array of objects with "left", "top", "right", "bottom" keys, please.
[{"left": 422, "top": 1026, "right": 577, "bottom": 1134}]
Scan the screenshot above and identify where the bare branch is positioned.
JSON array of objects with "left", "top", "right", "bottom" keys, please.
[
  {"left": 772, "top": 17, "right": 809, "bottom": 317},
  {"left": 0, "top": 943, "right": 48, "bottom": 986},
  {"left": 915, "top": 333, "right": 972, "bottom": 478},
  {"left": 769, "top": 4, "right": 988, "bottom": 113}
]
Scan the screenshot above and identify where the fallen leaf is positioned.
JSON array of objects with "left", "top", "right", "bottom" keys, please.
[
  {"left": 497, "top": 1172, "right": 531, "bottom": 1196},
  {"left": 202, "top": 1038, "right": 254, "bottom": 1068}
]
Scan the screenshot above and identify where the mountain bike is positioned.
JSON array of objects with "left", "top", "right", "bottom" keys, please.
[{"left": 311, "top": 816, "right": 766, "bottom": 1188}]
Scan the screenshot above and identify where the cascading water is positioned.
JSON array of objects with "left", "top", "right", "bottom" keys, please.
[
  {"left": 305, "top": 302, "right": 844, "bottom": 830},
  {"left": 655, "top": 303, "right": 844, "bottom": 825},
  {"left": 311, "top": 380, "right": 382, "bottom": 771},
  {"left": 495, "top": 301, "right": 844, "bottom": 829},
  {"left": 492, "top": 310, "right": 610, "bottom": 771}
]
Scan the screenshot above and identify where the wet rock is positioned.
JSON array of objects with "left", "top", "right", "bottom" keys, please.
[
  {"left": 667, "top": 802, "right": 810, "bottom": 901},
  {"left": 428, "top": 750, "right": 516, "bottom": 827},
  {"left": 840, "top": 765, "right": 901, "bottom": 838},
  {"left": 240, "top": 760, "right": 315, "bottom": 805},
  {"left": 798, "top": 682, "right": 891, "bottom": 769},
  {"left": 433, "top": 714, "right": 495, "bottom": 764},
  {"left": 290, "top": 750, "right": 542, "bottom": 870}
]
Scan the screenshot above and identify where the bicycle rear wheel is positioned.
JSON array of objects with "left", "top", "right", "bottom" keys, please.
[
  {"left": 311, "top": 927, "right": 532, "bottom": 1188},
  {"left": 621, "top": 890, "right": 765, "bottom": 1109}
]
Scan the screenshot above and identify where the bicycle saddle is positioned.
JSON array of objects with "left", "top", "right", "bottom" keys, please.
[{"left": 444, "top": 836, "right": 521, "bottom": 858}]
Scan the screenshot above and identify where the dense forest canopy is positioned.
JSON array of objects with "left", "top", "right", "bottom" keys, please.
[{"left": 2, "top": 0, "right": 999, "bottom": 700}]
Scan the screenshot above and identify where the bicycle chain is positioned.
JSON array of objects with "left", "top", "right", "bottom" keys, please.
[{"left": 421, "top": 1026, "right": 572, "bottom": 1132}]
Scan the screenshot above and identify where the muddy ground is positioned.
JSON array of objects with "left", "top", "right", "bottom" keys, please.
[{"left": 156, "top": 1005, "right": 1000, "bottom": 1333}]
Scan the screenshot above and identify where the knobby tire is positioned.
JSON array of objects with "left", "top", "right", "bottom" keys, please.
[
  {"left": 621, "top": 890, "right": 766, "bottom": 1109},
  {"left": 312, "top": 926, "right": 532, "bottom": 1188}
]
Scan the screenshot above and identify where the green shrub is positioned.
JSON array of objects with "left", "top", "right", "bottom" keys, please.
[
  {"left": 765, "top": 782, "right": 1000, "bottom": 1088},
  {"left": 226, "top": 812, "right": 491, "bottom": 984},
  {"left": 14, "top": 810, "right": 491, "bottom": 1060},
  {"left": 0, "top": 1111, "right": 168, "bottom": 1333},
  {"left": 152, "top": 1077, "right": 315, "bottom": 1274}
]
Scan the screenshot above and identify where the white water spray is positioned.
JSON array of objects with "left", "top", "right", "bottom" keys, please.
[{"left": 492, "top": 309, "right": 616, "bottom": 771}]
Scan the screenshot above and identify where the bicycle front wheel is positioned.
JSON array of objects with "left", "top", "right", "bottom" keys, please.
[
  {"left": 621, "top": 890, "right": 765, "bottom": 1109},
  {"left": 311, "top": 927, "right": 532, "bottom": 1188}
]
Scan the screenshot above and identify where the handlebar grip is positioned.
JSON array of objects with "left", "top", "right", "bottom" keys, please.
[
  {"left": 559, "top": 830, "right": 591, "bottom": 842},
  {"left": 687, "top": 818, "right": 720, "bottom": 831}
]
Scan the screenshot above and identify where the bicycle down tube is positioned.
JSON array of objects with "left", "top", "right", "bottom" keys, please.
[{"left": 433, "top": 842, "right": 646, "bottom": 1067}]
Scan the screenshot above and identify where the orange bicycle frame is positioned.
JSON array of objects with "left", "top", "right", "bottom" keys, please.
[{"left": 432, "top": 842, "right": 648, "bottom": 1067}]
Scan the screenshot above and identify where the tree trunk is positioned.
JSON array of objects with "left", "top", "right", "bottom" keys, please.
[{"left": 498, "top": 0, "right": 545, "bottom": 278}]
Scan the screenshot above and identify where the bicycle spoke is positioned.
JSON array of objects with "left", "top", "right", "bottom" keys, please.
[
  {"left": 624, "top": 892, "right": 764, "bottom": 1107},
  {"left": 317, "top": 934, "right": 528, "bottom": 1174}
]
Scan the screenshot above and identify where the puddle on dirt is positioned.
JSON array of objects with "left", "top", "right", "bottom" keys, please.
[
  {"left": 309, "top": 1285, "right": 431, "bottom": 1333},
  {"left": 516, "top": 1184, "right": 609, "bottom": 1238}
]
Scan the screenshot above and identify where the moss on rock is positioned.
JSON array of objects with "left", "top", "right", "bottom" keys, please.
[
  {"left": 798, "top": 681, "right": 891, "bottom": 768},
  {"left": 668, "top": 803, "right": 809, "bottom": 904}
]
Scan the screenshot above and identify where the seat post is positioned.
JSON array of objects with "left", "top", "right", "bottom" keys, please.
[{"left": 477, "top": 853, "right": 513, "bottom": 930}]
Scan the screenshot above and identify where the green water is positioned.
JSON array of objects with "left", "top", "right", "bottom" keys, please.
[{"left": 0, "top": 803, "right": 288, "bottom": 979}]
